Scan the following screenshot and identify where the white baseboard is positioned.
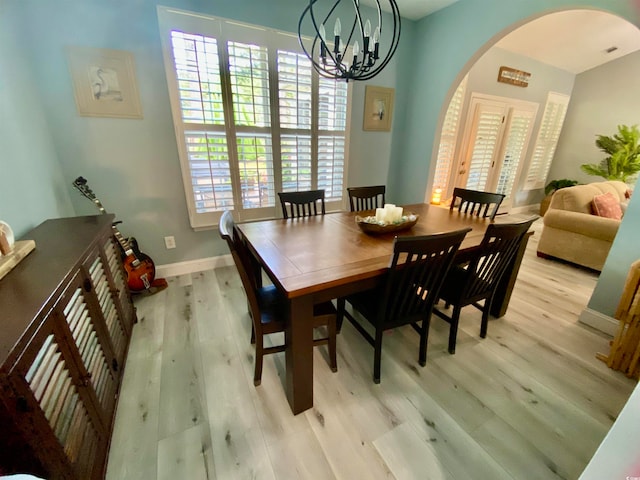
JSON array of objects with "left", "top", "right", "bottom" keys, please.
[
  {"left": 155, "top": 254, "right": 234, "bottom": 278},
  {"left": 579, "top": 307, "right": 617, "bottom": 336}
]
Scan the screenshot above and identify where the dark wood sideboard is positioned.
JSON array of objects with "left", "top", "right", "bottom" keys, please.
[{"left": 0, "top": 215, "right": 137, "bottom": 479}]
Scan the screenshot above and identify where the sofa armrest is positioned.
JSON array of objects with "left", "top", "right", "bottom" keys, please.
[{"left": 543, "top": 209, "right": 619, "bottom": 242}]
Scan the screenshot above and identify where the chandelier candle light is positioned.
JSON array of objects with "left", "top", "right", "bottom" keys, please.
[{"left": 298, "top": 0, "right": 401, "bottom": 81}]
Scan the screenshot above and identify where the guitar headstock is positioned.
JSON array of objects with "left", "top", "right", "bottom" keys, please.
[
  {"left": 73, "top": 177, "right": 95, "bottom": 200},
  {"left": 73, "top": 176, "right": 106, "bottom": 213}
]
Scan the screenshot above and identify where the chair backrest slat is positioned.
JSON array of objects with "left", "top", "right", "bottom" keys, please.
[
  {"left": 377, "top": 228, "right": 472, "bottom": 327},
  {"left": 462, "top": 217, "right": 537, "bottom": 300},
  {"left": 278, "top": 190, "right": 326, "bottom": 219},
  {"left": 347, "top": 185, "right": 386, "bottom": 212},
  {"left": 450, "top": 188, "right": 505, "bottom": 220}
]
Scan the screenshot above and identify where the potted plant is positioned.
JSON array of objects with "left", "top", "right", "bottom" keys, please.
[
  {"left": 581, "top": 124, "right": 640, "bottom": 183},
  {"left": 540, "top": 179, "right": 579, "bottom": 215}
]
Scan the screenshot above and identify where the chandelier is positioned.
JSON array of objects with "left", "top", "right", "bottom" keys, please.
[{"left": 298, "top": 0, "right": 401, "bottom": 82}]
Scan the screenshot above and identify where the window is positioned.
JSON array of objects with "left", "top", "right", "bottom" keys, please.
[
  {"left": 432, "top": 75, "right": 467, "bottom": 197},
  {"left": 158, "top": 7, "right": 350, "bottom": 228},
  {"left": 523, "top": 92, "right": 570, "bottom": 191}
]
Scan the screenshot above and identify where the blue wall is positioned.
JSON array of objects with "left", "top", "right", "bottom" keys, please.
[{"left": 0, "top": 1, "right": 74, "bottom": 237}]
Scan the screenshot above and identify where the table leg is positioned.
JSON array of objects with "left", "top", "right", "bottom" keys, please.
[{"left": 285, "top": 295, "right": 314, "bottom": 415}]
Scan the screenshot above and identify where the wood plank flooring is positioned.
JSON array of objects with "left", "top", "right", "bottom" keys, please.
[{"left": 105, "top": 220, "right": 636, "bottom": 480}]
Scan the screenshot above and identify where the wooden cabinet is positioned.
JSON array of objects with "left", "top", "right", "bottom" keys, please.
[{"left": 0, "top": 215, "right": 136, "bottom": 479}]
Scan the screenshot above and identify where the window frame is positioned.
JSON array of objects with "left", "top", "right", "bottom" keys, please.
[{"left": 157, "top": 6, "right": 351, "bottom": 229}]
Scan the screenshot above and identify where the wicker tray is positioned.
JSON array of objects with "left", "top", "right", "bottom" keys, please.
[{"left": 355, "top": 214, "right": 419, "bottom": 235}]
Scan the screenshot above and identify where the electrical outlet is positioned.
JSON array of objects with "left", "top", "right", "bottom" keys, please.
[{"left": 164, "top": 236, "right": 176, "bottom": 249}]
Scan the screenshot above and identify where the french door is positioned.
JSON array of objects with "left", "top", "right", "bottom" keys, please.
[{"left": 456, "top": 94, "right": 538, "bottom": 210}]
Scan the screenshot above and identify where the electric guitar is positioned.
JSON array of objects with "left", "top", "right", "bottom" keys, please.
[{"left": 73, "top": 176, "right": 156, "bottom": 292}]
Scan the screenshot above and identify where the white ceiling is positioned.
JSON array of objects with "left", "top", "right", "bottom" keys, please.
[
  {"left": 495, "top": 9, "right": 640, "bottom": 74},
  {"left": 360, "top": 2, "right": 640, "bottom": 74}
]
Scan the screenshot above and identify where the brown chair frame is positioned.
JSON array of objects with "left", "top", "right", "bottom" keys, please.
[
  {"left": 347, "top": 185, "right": 386, "bottom": 212},
  {"left": 219, "top": 210, "right": 337, "bottom": 385},
  {"left": 433, "top": 217, "right": 538, "bottom": 354},
  {"left": 336, "top": 228, "right": 472, "bottom": 383},
  {"left": 450, "top": 187, "right": 505, "bottom": 220},
  {"left": 278, "top": 189, "right": 326, "bottom": 219}
]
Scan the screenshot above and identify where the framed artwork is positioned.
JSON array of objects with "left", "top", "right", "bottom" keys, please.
[
  {"left": 363, "top": 86, "right": 395, "bottom": 131},
  {"left": 66, "top": 47, "right": 143, "bottom": 119}
]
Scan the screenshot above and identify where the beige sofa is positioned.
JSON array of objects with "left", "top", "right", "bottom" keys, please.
[{"left": 537, "top": 180, "right": 628, "bottom": 271}]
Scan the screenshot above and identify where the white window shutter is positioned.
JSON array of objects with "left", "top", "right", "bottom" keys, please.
[
  {"left": 523, "top": 92, "right": 570, "bottom": 191},
  {"left": 433, "top": 76, "right": 467, "bottom": 193}
]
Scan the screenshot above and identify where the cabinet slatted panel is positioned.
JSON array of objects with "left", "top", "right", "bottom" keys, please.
[
  {"left": 89, "top": 255, "right": 127, "bottom": 361},
  {"left": 24, "top": 333, "right": 101, "bottom": 478},
  {"left": 103, "top": 237, "right": 135, "bottom": 335},
  {"left": 62, "top": 287, "right": 115, "bottom": 414}
]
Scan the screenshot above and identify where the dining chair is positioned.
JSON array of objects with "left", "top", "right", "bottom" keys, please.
[
  {"left": 336, "top": 228, "right": 472, "bottom": 383},
  {"left": 433, "top": 216, "right": 538, "bottom": 354},
  {"left": 278, "top": 189, "right": 326, "bottom": 219},
  {"left": 347, "top": 185, "right": 386, "bottom": 212},
  {"left": 450, "top": 187, "right": 506, "bottom": 220},
  {"left": 218, "top": 210, "right": 337, "bottom": 385}
]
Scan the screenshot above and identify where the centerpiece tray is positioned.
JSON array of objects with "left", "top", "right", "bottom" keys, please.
[{"left": 355, "top": 214, "right": 419, "bottom": 235}]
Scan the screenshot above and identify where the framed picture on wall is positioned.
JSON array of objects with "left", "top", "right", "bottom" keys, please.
[
  {"left": 363, "top": 86, "right": 395, "bottom": 131},
  {"left": 66, "top": 46, "right": 143, "bottom": 119}
]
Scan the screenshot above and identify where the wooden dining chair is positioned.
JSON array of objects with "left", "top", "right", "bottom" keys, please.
[
  {"left": 450, "top": 187, "right": 506, "bottom": 220},
  {"left": 433, "top": 216, "right": 538, "bottom": 354},
  {"left": 218, "top": 210, "right": 337, "bottom": 385},
  {"left": 278, "top": 189, "right": 326, "bottom": 219},
  {"left": 336, "top": 228, "right": 472, "bottom": 383},
  {"left": 347, "top": 185, "right": 386, "bottom": 212}
]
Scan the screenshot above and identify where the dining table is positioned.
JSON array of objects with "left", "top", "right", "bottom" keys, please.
[{"left": 236, "top": 203, "right": 534, "bottom": 415}]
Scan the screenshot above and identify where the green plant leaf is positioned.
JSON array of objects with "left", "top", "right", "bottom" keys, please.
[{"left": 582, "top": 124, "right": 640, "bottom": 182}]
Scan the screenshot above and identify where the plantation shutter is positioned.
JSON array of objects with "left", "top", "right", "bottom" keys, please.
[
  {"left": 433, "top": 75, "right": 467, "bottom": 194},
  {"left": 523, "top": 92, "right": 570, "bottom": 190},
  {"left": 278, "top": 50, "right": 312, "bottom": 192},
  {"left": 171, "top": 31, "right": 235, "bottom": 213},
  {"left": 464, "top": 101, "right": 506, "bottom": 191},
  {"left": 317, "top": 77, "right": 347, "bottom": 199},
  {"left": 494, "top": 107, "right": 537, "bottom": 202}
]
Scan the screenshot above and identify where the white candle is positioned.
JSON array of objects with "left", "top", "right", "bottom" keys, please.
[
  {"left": 375, "top": 208, "right": 385, "bottom": 223},
  {"left": 393, "top": 206, "right": 403, "bottom": 223}
]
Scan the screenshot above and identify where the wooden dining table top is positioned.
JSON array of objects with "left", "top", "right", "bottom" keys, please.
[{"left": 237, "top": 203, "right": 502, "bottom": 299}]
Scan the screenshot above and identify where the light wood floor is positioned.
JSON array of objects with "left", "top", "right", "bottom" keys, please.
[{"left": 105, "top": 220, "right": 636, "bottom": 480}]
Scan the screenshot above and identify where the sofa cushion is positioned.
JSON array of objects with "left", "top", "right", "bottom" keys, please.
[
  {"left": 548, "top": 181, "right": 628, "bottom": 214},
  {"left": 592, "top": 192, "right": 623, "bottom": 220}
]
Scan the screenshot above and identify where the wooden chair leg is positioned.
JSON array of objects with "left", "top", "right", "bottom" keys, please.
[
  {"left": 419, "top": 314, "right": 431, "bottom": 366},
  {"left": 328, "top": 319, "right": 338, "bottom": 373},
  {"left": 448, "top": 307, "right": 461, "bottom": 354},
  {"left": 250, "top": 325, "right": 256, "bottom": 344},
  {"left": 480, "top": 299, "right": 492, "bottom": 338},
  {"left": 373, "top": 328, "right": 383, "bottom": 384},
  {"left": 254, "top": 341, "right": 263, "bottom": 386}
]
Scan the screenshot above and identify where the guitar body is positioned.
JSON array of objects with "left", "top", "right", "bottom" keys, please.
[{"left": 122, "top": 252, "right": 156, "bottom": 292}]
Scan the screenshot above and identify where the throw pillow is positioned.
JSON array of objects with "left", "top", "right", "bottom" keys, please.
[
  {"left": 592, "top": 192, "right": 623, "bottom": 220},
  {"left": 626, "top": 188, "right": 633, "bottom": 199}
]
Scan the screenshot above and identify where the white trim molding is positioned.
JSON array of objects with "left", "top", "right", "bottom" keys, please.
[
  {"left": 155, "top": 254, "right": 234, "bottom": 279},
  {"left": 579, "top": 307, "right": 617, "bottom": 337}
]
